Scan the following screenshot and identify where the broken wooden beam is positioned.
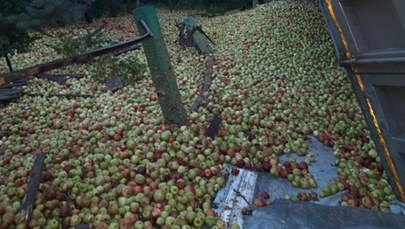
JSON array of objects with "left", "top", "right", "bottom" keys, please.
[
  {"left": 24, "top": 93, "right": 91, "bottom": 98},
  {"left": 15, "top": 154, "right": 45, "bottom": 225},
  {"left": 0, "top": 88, "right": 22, "bottom": 101},
  {"left": 38, "top": 73, "right": 84, "bottom": 85},
  {"left": 0, "top": 79, "right": 27, "bottom": 88},
  {"left": 190, "top": 56, "right": 215, "bottom": 112},
  {"left": 0, "top": 20, "right": 153, "bottom": 87}
]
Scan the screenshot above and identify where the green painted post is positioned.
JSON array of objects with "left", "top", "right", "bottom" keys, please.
[
  {"left": 193, "top": 32, "right": 213, "bottom": 55},
  {"left": 133, "top": 6, "right": 188, "bottom": 126},
  {"left": 184, "top": 17, "right": 213, "bottom": 55}
]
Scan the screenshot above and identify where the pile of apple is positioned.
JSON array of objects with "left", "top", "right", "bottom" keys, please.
[{"left": 0, "top": 1, "right": 396, "bottom": 228}]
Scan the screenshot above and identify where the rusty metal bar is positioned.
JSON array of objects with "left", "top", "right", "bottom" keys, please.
[
  {"left": 113, "top": 43, "right": 141, "bottom": 56},
  {"left": 0, "top": 20, "right": 153, "bottom": 86}
]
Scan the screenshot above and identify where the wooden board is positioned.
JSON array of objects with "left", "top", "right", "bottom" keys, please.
[{"left": 15, "top": 154, "right": 45, "bottom": 224}]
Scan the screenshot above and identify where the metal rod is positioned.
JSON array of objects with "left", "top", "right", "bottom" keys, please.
[
  {"left": 113, "top": 43, "right": 141, "bottom": 56},
  {"left": 89, "top": 21, "right": 107, "bottom": 37},
  {"left": 0, "top": 20, "right": 153, "bottom": 86},
  {"left": 5, "top": 55, "right": 13, "bottom": 72},
  {"left": 341, "top": 57, "right": 405, "bottom": 66}
]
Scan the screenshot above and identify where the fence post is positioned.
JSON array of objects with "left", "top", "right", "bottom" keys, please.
[{"left": 133, "top": 5, "right": 188, "bottom": 126}]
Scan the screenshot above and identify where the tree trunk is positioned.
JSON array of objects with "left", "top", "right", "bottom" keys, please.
[{"left": 253, "top": 0, "right": 258, "bottom": 8}]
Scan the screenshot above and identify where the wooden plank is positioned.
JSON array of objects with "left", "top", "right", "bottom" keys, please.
[
  {"left": 0, "top": 88, "right": 22, "bottom": 94},
  {"left": 216, "top": 167, "right": 258, "bottom": 227},
  {"left": 24, "top": 93, "right": 91, "bottom": 98},
  {"left": 190, "top": 56, "right": 215, "bottom": 112},
  {"left": 0, "top": 22, "right": 152, "bottom": 86},
  {"left": 75, "top": 224, "right": 90, "bottom": 229},
  {"left": 0, "top": 79, "right": 27, "bottom": 89},
  {"left": 0, "top": 94, "right": 21, "bottom": 101},
  {"left": 38, "top": 73, "right": 84, "bottom": 85},
  {"left": 133, "top": 6, "right": 188, "bottom": 126},
  {"left": 0, "top": 88, "right": 22, "bottom": 101},
  {"left": 15, "top": 154, "right": 45, "bottom": 225}
]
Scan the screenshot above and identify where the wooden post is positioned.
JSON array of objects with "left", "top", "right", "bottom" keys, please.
[
  {"left": 169, "top": 0, "right": 174, "bottom": 12},
  {"left": 253, "top": 0, "right": 258, "bottom": 8},
  {"left": 133, "top": 6, "right": 188, "bottom": 126}
]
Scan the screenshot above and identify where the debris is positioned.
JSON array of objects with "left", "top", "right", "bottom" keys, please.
[
  {"left": 103, "top": 74, "right": 124, "bottom": 92},
  {"left": 204, "top": 116, "right": 221, "bottom": 138},
  {"left": 38, "top": 73, "right": 84, "bottom": 85}
]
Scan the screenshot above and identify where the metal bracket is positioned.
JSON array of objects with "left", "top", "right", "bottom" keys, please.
[{"left": 140, "top": 19, "right": 154, "bottom": 38}]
